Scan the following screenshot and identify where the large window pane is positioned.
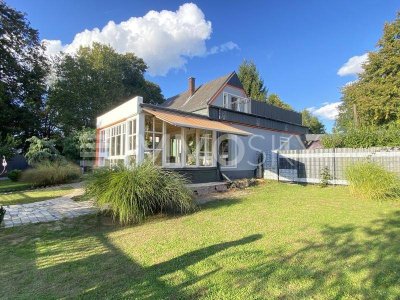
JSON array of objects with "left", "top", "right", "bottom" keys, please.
[
  {"left": 185, "top": 128, "right": 197, "bottom": 166},
  {"left": 166, "top": 124, "right": 182, "bottom": 164},
  {"left": 219, "top": 134, "right": 235, "bottom": 166},
  {"left": 199, "top": 130, "right": 213, "bottom": 166}
]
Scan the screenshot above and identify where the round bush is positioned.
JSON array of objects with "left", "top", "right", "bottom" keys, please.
[
  {"left": 7, "top": 169, "right": 22, "bottom": 182},
  {"left": 85, "top": 162, "right": 196, "bottom": 225}
]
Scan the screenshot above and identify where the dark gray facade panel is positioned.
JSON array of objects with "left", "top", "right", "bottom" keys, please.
[
  {"left": 221, "top": 170, "right": 255, "bottom": 180},
  {"left": 209, "top": 106, "right": 308, "bottom": 134},
  {"left": 250, "top": 100, "right": 302, "bottom": 125},
  {"left": 165, "top": 167, "right": 221, "bottom": 183}
]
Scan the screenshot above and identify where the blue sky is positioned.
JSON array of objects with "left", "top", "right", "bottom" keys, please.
[{"left": 7, "top": 0, "right": 400, "bottom": 131}]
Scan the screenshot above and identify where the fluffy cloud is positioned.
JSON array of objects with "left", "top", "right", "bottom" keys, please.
[
  {"left": 337, "top": 53, "right": 369, "bottom": 76},
  {"left": 42, "top": 3, "right": 238, "bottom": 76},
  {"left": 208, "top": 41, "right": 239, "bottom": 55},
  {"left": 307, "top": 101, "right": 342, "bottom": 120}
]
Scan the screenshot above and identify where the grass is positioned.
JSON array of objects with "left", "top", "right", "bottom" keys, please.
[
  {"left": 0, "top": 181, "right": 400, "bottom": 299},
  {"left": 0, "top": 179, "right": 32, "bottom": 193},
  {"left": 0, "top": 186, "right": 75, "bottom": 206}
]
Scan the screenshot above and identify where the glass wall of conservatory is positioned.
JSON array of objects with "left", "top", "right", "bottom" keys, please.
[{"left": 98, "top": 114, "right": 217, "bottom": 168}]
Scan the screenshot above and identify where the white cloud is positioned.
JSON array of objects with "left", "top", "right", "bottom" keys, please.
[
  {"left": 337, "top": 53, "right": 369, "bottom": 76},
  {"left": 208, "top": 41, "right": 239, "bottom": 55},
  {"left": 41, "top": 3, "right": 238, "bottom": 76},
  {"left": 307, "top": 101, "right": 342, "bottom": 120}
]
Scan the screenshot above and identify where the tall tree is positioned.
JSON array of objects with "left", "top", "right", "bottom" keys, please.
[
  {"left": 237, "top": 60, "right": 267, "bottom": 101},
  {"left": 336, "top": 12, "right": 400, "bottom": 130},
  {"left": 266, "top": 93, "right": 293, "bottom": 111},
  {"left": 48, "top": 43, "right": 164, "bottom": 134},
  {"left": 0, "top": 1, "right": 49, "bottom": 141},
  {"left": 301, "top": 110, "right": 326, "bottom": 134}
]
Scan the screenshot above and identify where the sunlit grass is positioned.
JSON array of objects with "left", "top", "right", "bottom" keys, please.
[
  {"left": 0, "top": 186, "right": 74, "bottom": 206},
  {"left": 0, "top": 181, "right": 399, "bottom": 299}
]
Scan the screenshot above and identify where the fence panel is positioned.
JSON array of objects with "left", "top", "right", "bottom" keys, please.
[{"left": 264, "top": 147, "right": 400, "bottom": 185}]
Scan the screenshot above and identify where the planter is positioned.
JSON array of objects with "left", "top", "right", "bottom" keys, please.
[{"left": 0, "top": 206, "right": 5, "bottom": 224}]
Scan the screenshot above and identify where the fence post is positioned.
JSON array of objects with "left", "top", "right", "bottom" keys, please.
[
  {"left": 276, "top": 151, "right": 280, "bottom": 182},
  {"left": 333, "top": 148, "right": 336, "bottom": 186}
]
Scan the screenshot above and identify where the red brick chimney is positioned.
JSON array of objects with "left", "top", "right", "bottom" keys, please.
[{"left": 188, "top": 77, "right": 195, "bottom": 97}]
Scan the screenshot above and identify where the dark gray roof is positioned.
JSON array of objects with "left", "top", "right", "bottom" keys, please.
[{"left": 162, "top": 72, "right": 234, "bottom": 112}]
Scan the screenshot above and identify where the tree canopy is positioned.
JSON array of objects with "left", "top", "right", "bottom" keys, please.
[
  {"left": 0, "top": 1, "right": 49, "bottom": 141},
  {"left": 336, "top": 12, "right": 400, "bottom": 131},
  {"left": 237, "top": 60, "right": 267, "bottom": 101},
  {"left": 266, "top": 94, "right": 293, "bottom": 111},
  {"left": 301, "top": 110, "right": 326, "bottom": 134},
  {"left": 48, "top": 43, "right": 164, "bottom": 134}
]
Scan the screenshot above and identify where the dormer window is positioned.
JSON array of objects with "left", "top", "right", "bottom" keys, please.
[{"left": 222, "top": 92, "right": 250, "bottom": 113}]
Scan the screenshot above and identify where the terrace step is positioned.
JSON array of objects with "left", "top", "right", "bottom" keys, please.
[{"left": 187, "top": 181, "right": 229, "bottom": 196}]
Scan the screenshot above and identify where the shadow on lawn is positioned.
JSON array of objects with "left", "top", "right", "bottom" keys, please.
[
  {"left": 227, "top": 210, "right": 400, "bottom": 298},
  {"left": 0, "top": 216, "right": 261, "bottom": 299}
]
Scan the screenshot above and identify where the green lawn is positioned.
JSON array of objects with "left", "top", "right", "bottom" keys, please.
[
  {"left": 1, "top": 181, "right": 399, "bottom": 299},
  {"left": 0, "top": 179, "right": 32, "bottom": 193},
  {"left": 0, "top": 186, "right": 75, "bottom": 206}
]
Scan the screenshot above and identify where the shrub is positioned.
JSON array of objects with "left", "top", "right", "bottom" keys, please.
[
  {"left": 321, "top": 124, "right": 400, "bottom": 149},
  {"left": 319, "top": 166, "right": 332, "bottom": 187},
  {"left": 20, "top": 161, "right": 81, "bottom": 187},
  {"left": 7, "top": 169, "right": 22, "bottom": 182},
  {"left": 25, "top": 136, "right": 65, "bottom": 165},
  {"left": 345, "top": 161, "right": 400, "bottom": 200},
  {"left": 85, "top": 162, "right": 195, "bottom": 225}
]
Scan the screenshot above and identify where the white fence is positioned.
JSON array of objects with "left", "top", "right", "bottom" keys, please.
[{"left": 264, "top": 147, "right": 400, "bottom": 185}]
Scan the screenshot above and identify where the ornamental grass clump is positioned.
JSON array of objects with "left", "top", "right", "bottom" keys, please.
[
  {"left": 345, "top": 161, "right": 400, "bottom": 200},
  {"left": 85, "top": 162, "right": 196, "bottom": 225},
  {"left": 20, "top": 161, "right": 81, "bottom": 187}
]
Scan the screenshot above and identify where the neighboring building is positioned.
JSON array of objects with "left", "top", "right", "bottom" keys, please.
[
  {"left": 303, "top": 134, "right": 325, "bottom": 149},
  {"left": 95, "top": 72, "right": 308, "bottom": 183}
]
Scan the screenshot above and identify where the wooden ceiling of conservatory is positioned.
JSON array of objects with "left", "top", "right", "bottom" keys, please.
[{"left": 142, "top": 107, "right": 251, "bottom": 136}]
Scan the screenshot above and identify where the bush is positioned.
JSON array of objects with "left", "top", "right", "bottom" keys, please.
[
  {"left": 322, "top": 124, "right": 400, "bottom": 148},
  {"left": 20, "top": 161, "right": 81, "bottom": 187},
  {"left": 7, "top": 169, "right": 22, "bottom": 182},
  {"left": 85, "top": 162, "right": 195, "bottom": 225},
  {"left": 319, "top": 166, "right": 332, "bottom": 187},
  {"left": 345, "top": 161, "right": 400, "bottom": 200},
  {"left": 25, "top": 136, "right": 65, "bottom": 165}
]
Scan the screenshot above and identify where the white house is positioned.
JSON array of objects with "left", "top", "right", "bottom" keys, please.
[{"left": 95, "top": 72, "right": 307, "bottom": 183}]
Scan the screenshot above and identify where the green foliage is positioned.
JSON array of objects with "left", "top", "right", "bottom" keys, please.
[
  {"left": 7, "top": 169, "right": 22, "bottom": 182},
  {"left": 62, "top": 128, "right": 96, "bottom": 161},
  {"left": 337, "top": 12, "right": 400, "bottom": 130},
  {"left": 345, "top": 161, "right": 400, "bottom": 200},
  {"left": 0, "top": 2, "right": 49, "bottom": 142},
  {"left": 20, "top": 161, "right": 81, "bottom": 187},
  {"left": 319, "top": 166, "right": 332, "bottom": 187},
  {"left": 25, "top": 136, "right": 64, "bottom": 165},
  {"left": 48, "top": 43, "right": 164, "bottom": 134},
  {"left": 301, "top": 110, "right": 326, "bottom": 134},
  {"left": 0, "top": 134, "right": 17, "bottom": 158},
  {"left": 85, "top": 161, "right": 195, "bottom": 225},
  {"left": 266, "top": 94, "right": 293, "bottom": 111},
  {"left": 237, "top": 60, "right": 267, "bottom": 101},
  {"left": 321, "top": 124, "right": 400, "bottom": 148}
]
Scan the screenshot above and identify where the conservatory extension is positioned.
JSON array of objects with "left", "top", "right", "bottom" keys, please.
[{"left": 95, "top": 97, "right": 250, "bottom": 181}]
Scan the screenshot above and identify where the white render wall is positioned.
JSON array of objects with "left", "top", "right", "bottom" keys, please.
[{"left": 96, "top": 96, "right": 143, "bottom": 129}]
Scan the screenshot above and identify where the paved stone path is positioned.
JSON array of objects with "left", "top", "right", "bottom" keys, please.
[{"left": 1, "top": 184, "right": 97, "bottom": 228}]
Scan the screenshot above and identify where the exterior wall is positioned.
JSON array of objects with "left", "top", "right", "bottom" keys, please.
[
  {"left": 212, "top": 85, "right": 247, "bottom": 108},
  {"left": 96, "top": 96, "right": 143, "bottom": 166},
  {"left": 220, "top": 124, "right": 305, "bottom": 180}
]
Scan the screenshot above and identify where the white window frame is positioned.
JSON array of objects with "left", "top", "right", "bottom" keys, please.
[
  {"left": 219, "top": 134, "right": 238, "bottom": 168},
  {"left": 280, "top": 136, "right": 290, "bottom": 150},
  {"left": 222, "top": 92, "right": 251, "bottom": 113}
]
